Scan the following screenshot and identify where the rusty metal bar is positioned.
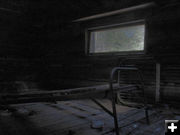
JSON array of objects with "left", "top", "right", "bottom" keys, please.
[
  {"left": 109, "top": 66, "right": 149, "bottom": 135},
  {"left": 91, "top": 98, "right": 113, "bottom": 117}
]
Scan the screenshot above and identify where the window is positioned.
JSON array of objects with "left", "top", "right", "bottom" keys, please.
[{"left": 87, "top": 21, "right": 145, "bottom": 54}]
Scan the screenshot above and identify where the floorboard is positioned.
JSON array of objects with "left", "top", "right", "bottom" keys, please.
[{"left": 0, "top": 99, "right": 179, "bottom": 135}]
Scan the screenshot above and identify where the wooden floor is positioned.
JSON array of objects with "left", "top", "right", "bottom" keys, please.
[{"left": 0, "top": 99, "right": 179, "bottom": 135}]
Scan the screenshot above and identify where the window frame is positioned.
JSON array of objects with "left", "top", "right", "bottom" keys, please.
[{"left": 85, "top": 19, "right": 146, "bottom": 56}]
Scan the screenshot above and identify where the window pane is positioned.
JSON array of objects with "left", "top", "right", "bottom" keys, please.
[{"left": 89, "top": 24, "right": 145, "bottom": 53}]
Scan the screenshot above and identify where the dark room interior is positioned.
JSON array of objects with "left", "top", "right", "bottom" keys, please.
[{"left": 0, "top": 0, "right": 180, "bottom": 135}]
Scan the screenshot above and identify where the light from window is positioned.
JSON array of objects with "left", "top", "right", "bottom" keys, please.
[{"left": 88, "top": 23, "right": 145, "bottom": 54}]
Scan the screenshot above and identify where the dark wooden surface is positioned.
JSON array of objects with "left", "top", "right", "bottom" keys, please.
[{"left": 0, "top": 99, "right": 179, "bottom": 135}]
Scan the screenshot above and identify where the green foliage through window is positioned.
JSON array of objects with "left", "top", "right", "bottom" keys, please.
[{"left": 89, "top": 23, "right": 145, "bottom": 53}]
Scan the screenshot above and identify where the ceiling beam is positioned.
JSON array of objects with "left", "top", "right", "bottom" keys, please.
[{"left": 73, "top": 2, "right": 156, "bottom": 22}]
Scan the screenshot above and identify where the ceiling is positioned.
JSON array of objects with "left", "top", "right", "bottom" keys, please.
[
  {"left": 0, "top": 0, "right": 175, "bottom": 24},
  {"left": 0, "top": 0, "right": 178, "bottom": 59}
]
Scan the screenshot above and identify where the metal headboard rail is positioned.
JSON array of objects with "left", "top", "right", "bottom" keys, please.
[{"left": 109, "top": 67, "right": 149, "bottom": 135}]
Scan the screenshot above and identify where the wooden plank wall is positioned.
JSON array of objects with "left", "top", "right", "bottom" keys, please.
[
  {"left": 0, "top": 1, "right": 180, "bottom": 104},
  {"left": 55, "top": 3, "right": 180, "bottom": 103}
]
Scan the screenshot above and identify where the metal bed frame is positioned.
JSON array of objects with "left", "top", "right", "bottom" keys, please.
[{"left": 0, "top": 66, "right": 149, "bottom": 135}]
